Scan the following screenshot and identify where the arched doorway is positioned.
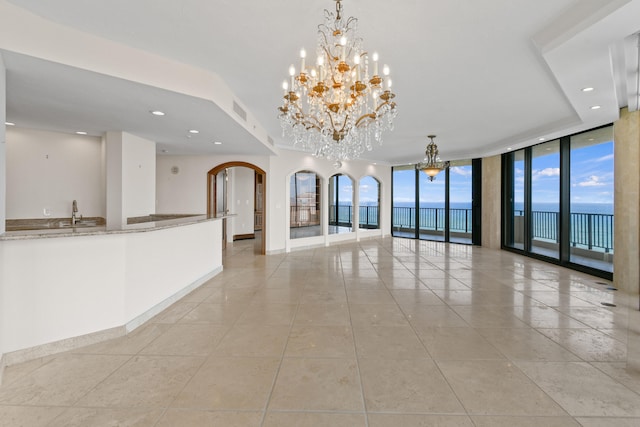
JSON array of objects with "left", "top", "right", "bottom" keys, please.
[{"left": 207, "top": 162, "right": 266, "bottom": 255}]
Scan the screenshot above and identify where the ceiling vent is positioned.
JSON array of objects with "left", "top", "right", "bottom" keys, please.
[{"left": 233, "top": 101, "right": 247, "bottom": 121}]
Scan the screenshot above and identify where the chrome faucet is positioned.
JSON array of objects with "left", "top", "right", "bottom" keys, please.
[{"left": 71, "top": 200, "right": 78, "bottom": 225}]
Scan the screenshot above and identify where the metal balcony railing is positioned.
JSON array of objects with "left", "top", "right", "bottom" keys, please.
[
  {"left": 392, "top": 207, "right": 614, "bottom": 253},
  {"left": 515, "top": 210, "right": 614, "bottom": 253},
  {"left": 326, "top": 205, "right": 380, "bottom": 229},
  {"left": 392, "top": 207, "right": 472, "bottom": 234}
]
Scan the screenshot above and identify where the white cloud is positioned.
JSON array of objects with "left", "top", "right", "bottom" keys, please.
[
  {"left": 533, "top": 167, "right": 560, "bottom": 178},
  {"left": 450, "top": 166, "right": 472, "bottom": 177},
  {"left": 595, "top": 154, "right": 614, "bottom": 162},
  {"left": 578, "top": 175, "right": 605, "bottom": 187}
]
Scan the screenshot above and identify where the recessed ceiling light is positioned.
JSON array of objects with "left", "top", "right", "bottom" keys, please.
[
  {"left": 507, "top": 147, "right": 512, "bottom": 151},
  {"left": 538, "top": 137, "right": 546, "bottom": 141},
  {"left": 213, "top": 141, "right": 222, "bottom": 145},
  {"left": 76, "top": 131, "right": 87, "bottom": 135},
  {"left": 5, "top": 121, "right": 15, "bottom": 126},
  {"left": 188, "top": 129, "right": 199, "bottom": 134},
  {"left": 588, "top": 138, "right": 595, "bottom": 141},
  {"left": 582, "top": 87, "right": 594, "bottom": 92},
  {"left": 150, "top": 110, "right": 165, "bottom": 116},
  {"left": 591, "top": 105, "right": 601, "bottom": 110}
]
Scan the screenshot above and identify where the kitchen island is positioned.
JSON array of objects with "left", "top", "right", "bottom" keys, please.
[{"left": 0, "top": 215, "right": 223, "bottom": 375}]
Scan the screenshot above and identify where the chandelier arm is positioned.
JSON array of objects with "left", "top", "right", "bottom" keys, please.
[
  {"left": 318, "top": 27, "right": 331, "bottom": 51},
  {"left": 302, "top": 115, "right": 323, "bottom": 130},
  {"left": 337, "top": 114, "right": 350, "bottom": 134},
  {"left": 355, "top": 113, "right": 376, "bottom": 127},
  {"left": 326, "top": 110, "right": 339, "bottom": 133},
  {"left": 374, "top": 100, "right": 393, "bottom": 112}
]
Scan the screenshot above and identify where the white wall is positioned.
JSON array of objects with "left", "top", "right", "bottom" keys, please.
[
  {"left": 156, "top": 154, "right": 269, "bottom": 214},
  {"left": 0, "top": 54, "right": 6, "bottom": 374},
  {"left": 231, "top": 167, "right": 255, "bottom": 237},
  {"left": 268, "top": 148, "right": 392, "bottom": 252},
  {"left": 5, "top": 128, "right": 104, "bottom": 219},
  {"left": 155, "top": 149, "right": 391, "bottom": 254}
]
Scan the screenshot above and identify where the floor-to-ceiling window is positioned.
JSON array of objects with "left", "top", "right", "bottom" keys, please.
[
  {"left": 569, "top": 127, "right": 614, "bottom": 272},
  {"left": 359, "top": 176, "right": 380, "bottom": 229},
  {"left": 418, "top": 166, "right": 446, "bottom": 241},
  {"left": 502, "top": 125, "right": 613, "bottom": 277},
  {"left": 290, "top": 171, "right": 321, "bottom": 239},
  {"left": 392, "top": 166, "right": 417, "bottom": 237},
  {"left": 448, "top": 160, "right": 473, "bottom": 244},
  {"left": 531, "top": 140, "right": 560, "bottom": 259},
  {"left": 505, "top": 149, "right": 525, "bottom": 250},
  {"left": 392, "top": 160, "right": 481, "bottom": 244},
  {"left": 328, "top": 173, "right": 353, "bottom": 234}
]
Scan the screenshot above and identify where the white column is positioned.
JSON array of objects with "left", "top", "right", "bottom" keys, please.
[
  {"left": 105, "top": 131, "right": 124, "bottom": 229},
  {"left": 0, "top": 53, "right": 6, "bottom": 235},
  {"left": 0, "top": 52, "right": 5, "bottom": 375},
  {"left": 105, "top": 131, "right": 156, "bottom": 229}
]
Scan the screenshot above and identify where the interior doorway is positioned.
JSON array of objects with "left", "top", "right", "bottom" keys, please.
[{"left": 207, "top": 162, "right": 266, "bottom": 255}]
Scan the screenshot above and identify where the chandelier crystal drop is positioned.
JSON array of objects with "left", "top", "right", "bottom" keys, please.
[
  {"left": 278, "top": 0, "right": 398, "bottom": 161},
  {"left": 417, "top": 135, "right": 449, "bottom": 181}
]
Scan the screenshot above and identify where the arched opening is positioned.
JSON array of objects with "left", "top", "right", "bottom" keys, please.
[
  {"left": 290, "top": 170, "right": 322, "bottom": 239},
  {"left": 207, "top": 162, "right": 266, "bottom": 255},
  {"left": 329, "top": 173, "right": 354, "bottom": 234}
]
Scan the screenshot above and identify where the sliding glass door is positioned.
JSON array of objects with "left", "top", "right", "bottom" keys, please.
[
  {"left": 392, "top": 160, "right": 480, "bottom": 244},
  {"left": 392, "top": 166, "right": 417, "bottom": 238},
  {"left": 531, "top": 140, "right": 560, "bottom": 259},
  {"left": 569, "top": 127, "right": 614, "bottom": 272},
  {"left": 449, "top": 160, "right": 473, "bottom": 244},
  {"left": 502, "top": 125, "right": 613, "bottom": 277},
  {"left": 418, "top": 167, "right": 446, "bottom": 241}
]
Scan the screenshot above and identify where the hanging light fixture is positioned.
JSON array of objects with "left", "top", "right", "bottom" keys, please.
[
  {"left": 417, "top": 135, "right": 449, "bottom": 181},
  {"left": 278, "top": 0, "right": 398, "bottom": 161}
]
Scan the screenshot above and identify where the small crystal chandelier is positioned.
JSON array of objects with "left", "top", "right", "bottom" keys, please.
[
  {"left": 418, "top": 135, "right": 449, "bottom": 181},
  {"left": 278, "top": 0, "right": 398, "bottom": 161}
]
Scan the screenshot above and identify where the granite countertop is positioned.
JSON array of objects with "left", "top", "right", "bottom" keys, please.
[{"left": 1, "top": 214, "right": 230, "bottom": 241}]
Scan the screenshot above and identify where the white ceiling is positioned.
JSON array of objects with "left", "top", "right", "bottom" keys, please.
[{"left": 1, "top": 0, "right": 640, "bottom": 164}]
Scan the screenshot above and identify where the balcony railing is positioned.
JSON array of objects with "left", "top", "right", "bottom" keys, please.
[
  {"left": 392, "top": 207, "right": 472, "bottom": 234},
  {"left": 515, "top": 210, "right": 614, "bottom": 253},
  {"left": 393, "top": 207, "right": 614, "bottom": 253},
  {"left": 326, "top": 205, "right": 380, "bottom": 229}
]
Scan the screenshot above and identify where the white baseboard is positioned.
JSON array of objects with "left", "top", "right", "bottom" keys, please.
[{"left": 126, "top": 266, "right": 223, "bottom": 333}]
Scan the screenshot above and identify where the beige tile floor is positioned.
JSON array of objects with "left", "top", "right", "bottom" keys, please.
[{"left": 1, "top": 237, "right": 639, "bottom": 426}]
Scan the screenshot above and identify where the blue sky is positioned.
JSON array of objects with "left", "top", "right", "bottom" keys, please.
[
  {"left": 392, "top": 140, "right": 614, "bottom": 207},
  {"left": 393, "top": 165, "right": 473, "bottom": 205},
  {"left": 515, "top": 140, "right": 613, "bottom": 205}
]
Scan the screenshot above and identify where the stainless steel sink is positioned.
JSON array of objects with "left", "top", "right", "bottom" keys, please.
[{"left": 57, "top": 220, "right": 97, "bottom": 228}]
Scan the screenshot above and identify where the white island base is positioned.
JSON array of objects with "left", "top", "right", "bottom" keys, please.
[{"left": 0, "top": 216, "right": 223, "bottom": 381}]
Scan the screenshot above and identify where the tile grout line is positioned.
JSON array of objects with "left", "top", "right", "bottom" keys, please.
[{"left": 258, "top": 250, "right": 305, "bottom": 427}]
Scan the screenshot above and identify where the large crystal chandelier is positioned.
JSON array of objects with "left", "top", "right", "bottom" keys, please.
[
  {"left": 278, "top": 0, "right": 398, "bottom": 161},
  {"left": 418, "top": 135, "right": 449, "bottom": 181}
]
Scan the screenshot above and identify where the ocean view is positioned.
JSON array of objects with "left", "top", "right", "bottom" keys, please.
[{"left": 390, "top": 202, "right": 614, "bottom": 215}]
